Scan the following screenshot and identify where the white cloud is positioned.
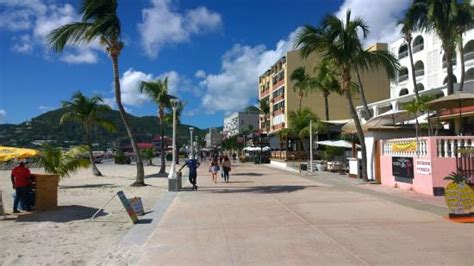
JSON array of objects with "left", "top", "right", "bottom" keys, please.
[
  {"left": 195, "top": 70, "right": 206, "bottom": 79},
  {"left": 138, "top": 0, "right": 222, "bottom": 58},
  {"left": 0, "top": 109, "right": 6, "bottom": 123},
  {"left": 158, "top": 71, "right": 180, "bottom": 96},
  {"left": 335, "top": 0, "right": 411, "bottom": 46},
  {"left": 200, "top": 31, "right": 297, "bottom": 113},
  {"left": 0, "top": 0, "right": 100, "bottom": 63}
]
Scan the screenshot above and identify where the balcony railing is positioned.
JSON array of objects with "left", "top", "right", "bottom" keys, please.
[
  {"left": 414, "top": 69, "right": 424, "bottom": 77},
  {"left": 398, "top": 74, "right": 409, "bottom": 82},
  {"left": 398, "top": 51, "right": 408, "bottom": 59},
  {"left": 463, "top": 51, "right": 474, "bottom": 62},
  {"left": 412, "top": 43, "right": 424, "bottom": 53}
]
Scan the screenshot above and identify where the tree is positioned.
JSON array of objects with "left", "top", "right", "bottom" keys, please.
[
  {"left": 288, "top": 108, "right": 324, "bottom": 152},
  {"left": 311, "top": 59, "right": 342, "bottom": 120},
  {"left": 294, "top": 10, "right": 399, "bottom": 181},
  {"left": 407, "top": 0, "right": 464, "bottom": 95},
  {"left": 139, "top": 78, "right": 173, "bottom": 176},
  {"left": 454, "top": 1, "right": 474, "bottom": 92},
  {"left": 257, "top": 98, "right": 271, "bottom": 132},
  {"left": 39, "top": 144, "right": 90, "bottom": 178},
  {"left": 141, "top": 147, "right": 155, "bottom": 166},
  {"left": 61, "top": 91, "right": 116, "bottom": 176},
  {"left": 398, "top": 15, "right": 421, "bottom": 102},
  {"left": 403, "top": 95, "right": 435, "bottom": 138},
  {"left": 290, "top": 67, "right": 313, "bottom": 110},
  {"left": 47, "top": 0, "right": 145, "bottom": 186}
]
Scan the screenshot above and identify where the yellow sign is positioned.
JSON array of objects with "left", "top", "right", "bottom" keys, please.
[
  {"left": 392, "top": 141, "right": 417, "bottom": 153},
  {"left": 445, "top": 182, "right": 474, "bottom": 215}
]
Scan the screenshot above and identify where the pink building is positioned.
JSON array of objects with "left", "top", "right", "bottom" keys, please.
[{"left": 380, "top": 136, "right": 474, "bottom": 196}]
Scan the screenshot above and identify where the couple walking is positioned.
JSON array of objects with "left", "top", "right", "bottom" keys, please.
[{"left": 210, "top": 155, "right": 232, "bottom": 183}]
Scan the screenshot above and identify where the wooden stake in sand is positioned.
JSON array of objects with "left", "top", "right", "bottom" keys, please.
[
  {"left": 89, "top": 194, "right": 116, "bottom": 222},
  {"left": 0, "top": 189, "right": 5, "bottom": 219}
]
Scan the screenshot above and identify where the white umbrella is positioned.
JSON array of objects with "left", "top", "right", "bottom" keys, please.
[{"left": 316, "top": 140, "right": 359, "bottom": 149}]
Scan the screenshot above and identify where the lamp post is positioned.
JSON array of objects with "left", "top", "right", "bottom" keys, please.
[
  {"left": 309, "top": 120, "right": 313, "bottom": 172},
  {"left": 168, "top": 99, "right": 179, "bottom": 191},
  {"left": 189, "top": 127, "right": 194, "bottom": 158}
]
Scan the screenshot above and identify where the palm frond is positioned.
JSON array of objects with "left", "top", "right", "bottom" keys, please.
[{"left": 47, "top": 22, "right": 93, "bottom": 52}]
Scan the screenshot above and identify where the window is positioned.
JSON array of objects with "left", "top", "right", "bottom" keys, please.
[
  {"left": 416, "top": 83, "right": 424, "bottom": 92},
  {"left": 466, "top": 68, "right": 474, "bottom": 82},
  {"left": 443, "top": 75, "right": 458, "bottom": 85},
  {"left": 464, "top": 40, "right": 474, "bottom": 62},
  {"left": 398, "top": 68, "right": 409, "bottom": 82},
  {"left": 412, "top": 36, "right": 424, "bottom": 53},
  {"left": 414, "top": 61, "right": 424, "bottom": 77},
  {"left": 398, "top": 44, "right": 408, "bottom": 59},
  {"left": 399, "top": 88, "right": 409, "bottom": 96},
  {"left": 442, "top": 53, "right": 457, "bottom": 68}
]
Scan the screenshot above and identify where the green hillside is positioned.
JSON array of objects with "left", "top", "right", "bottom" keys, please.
[{"left": 0, "top": 108, "right": 215, "bottom": 149}]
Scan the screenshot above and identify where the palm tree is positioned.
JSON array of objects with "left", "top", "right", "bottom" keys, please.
[
  {"left": 47, "top": 0, "right": 145, "bottom": 186},
  {"left": 294, "top": 10, "right": 399, "bottom": 181},
  {"left": 139, "top": 78, "right": 173, "bottom": 176},
  {"left": 407, "top": 0, "right": 462, "bottom": 95},
  {"left": 288, "top": 108, "right": 324, "bottom": 152},
  {"left": 398, "top": 15, "right": 420, "bottom": 102},
  {"left": 61, "top": 91, "right": 116, "bottom": 176},
  {"left": 311, "top": 59, "right": 341, "bottom": 120},
  {"left": 354, "top": 65, "right": 372, "bottom": 120},
  {"left": 257, "top": 98, "right": 271, "bottom": 132},
  {"left": 39, "top": 144, "right": 90, "bottom": 178},
  {"left": 454, "top": 1, "right": 474, "bottom": 92},
  {"left": 290, "top": 67, "right": 312, "bottom": 110}
]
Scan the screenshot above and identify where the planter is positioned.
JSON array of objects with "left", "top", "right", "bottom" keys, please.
[{"left": 32, "top": 174, "right": 59, "bottom": 211}]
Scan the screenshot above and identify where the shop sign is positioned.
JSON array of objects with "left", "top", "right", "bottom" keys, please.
[
  {"left": 392, "top": 141, "right": 417, "bottom": 153},
  {"left": 416, "top": 160, "right": 431, "bottom": 175},
  {"left": 392, "top": 157, "right": 414, "bottom": 179}
]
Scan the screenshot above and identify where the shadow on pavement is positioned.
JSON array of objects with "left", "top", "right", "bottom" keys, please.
[
  {"left": 232, "top": 173, "right": 263, "bottom": 176},
  {"left": 16, "top": 205, "right": 108, "bottom": 223},
  {"left": 145, "top": 173, "right": 169, "bottom": 179},
  {"left": 205, "top": 185, "right": 319, "bottom": 194},
  {"left": 60, "top": 183, "right": 118, "bottom": 189}
]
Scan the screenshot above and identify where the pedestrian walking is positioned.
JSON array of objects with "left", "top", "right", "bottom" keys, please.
[
  {"left": 11, "top": 161, "right": 32, "bottom": 213},
  {"left": 222, "top": 155, "right": 232, "bottom": 183},
  {"left": 210, "top": 160, "right": 219, "bottom": 184},
  {"left": 180, "top": 156, "right": 201, "bottom": 190}
]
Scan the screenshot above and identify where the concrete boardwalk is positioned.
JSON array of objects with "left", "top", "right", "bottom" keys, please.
[{"left": 140, "top": 163, "right": 474, "bottom": 265}]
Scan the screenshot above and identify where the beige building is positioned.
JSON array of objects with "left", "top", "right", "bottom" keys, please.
[{"left": 258, "top": 43, "right": 391, "bottom": 135}]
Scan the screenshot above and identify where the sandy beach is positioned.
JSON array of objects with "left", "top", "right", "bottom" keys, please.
[{"left": 0, "top": 160, "right": 168, "bottom": 265}]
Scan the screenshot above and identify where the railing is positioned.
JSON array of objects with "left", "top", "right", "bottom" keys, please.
[
  {"left": 398, "top": 51, "right": 408, "bottom": 59},
  {"left": 412, "top": 43, "right": 424, "bottom": 53},
  {"left": 463, "top": 51, "right": 474, "bottom": 62},
  {"left": 271, "top": 151, "right": 308, "bottom": 161},
  {"left": 457, "top": 147, "right": 474, "bottom": 184},
  {"left": 414, "top": 69, "right": 424, "bottom": 77},
  {"left": 272, "top": 94, "right": 284, "bottom": 103},
  {"left": 398, "top": 74, "right": 409, "bottom": 82},
  {"left": 436, "top": 137, "right": 474, "bottom": 158},
  {"left": 383, "top": 138, "right": 429, "bottom": 157}
]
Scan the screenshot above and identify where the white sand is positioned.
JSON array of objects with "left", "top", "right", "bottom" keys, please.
[{"left": 0, "top": 160, "right": 168, "bottom": 265}]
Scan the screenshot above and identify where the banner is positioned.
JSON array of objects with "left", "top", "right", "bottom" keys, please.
[{"left": 392, "top": 141, "right": 417, "bottom": 153}]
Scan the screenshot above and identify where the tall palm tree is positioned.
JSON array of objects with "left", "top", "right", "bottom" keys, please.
[
  {"left": 407, "top": 0, "right": 460, "bottom": 95},
  {"left": 288, "top": 108, "right": 324, "bottom": 152},
  {"left": 139, "top": 78, "right": 173, "bottom": 176},
  {"left": 290, "top": 67, "right": 312, "bottom": 110},
  {"left": 398, "top": 15, "right": 420, "bottom": 102},
  {"left": 454, "top": 1, "right": 474, "bottom": 92},
  {"left": 257, "top": 98, "right": 271, "bottom": 132},
  {"left": 47, "top": 0, "right": 145, "bottom": 186},
  {"left": 311, "top": 59, "right": 341, "bottom": 121},
  {"left": 294, "top": 10, "right": 399, "bottom": 181},
  {"left": 61, "top": 92, "right": 116, "bottom": 176},
  {"left": 354, "top": 65, "right": 372, "bottom": 120}
]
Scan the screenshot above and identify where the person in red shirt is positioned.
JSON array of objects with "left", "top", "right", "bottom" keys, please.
[{"left": 11, "top": 162, "right": 32, "bottom": 213}]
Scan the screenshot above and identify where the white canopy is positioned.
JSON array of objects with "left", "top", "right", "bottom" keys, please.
[
  {"left": 316, "top": 140, "right": 360, "bottom": 149},
  {"left": 243, "top": 146, "right": 271, "bottom": 152}
]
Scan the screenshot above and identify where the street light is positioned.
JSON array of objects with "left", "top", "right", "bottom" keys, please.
[
  {"left": 168, "top": 99, "right": 179, "bottom": 191},
  {"left": 189, "top": 127, "right": 194, "bottom": 158}
]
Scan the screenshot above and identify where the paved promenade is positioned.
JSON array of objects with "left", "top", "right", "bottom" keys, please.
[{"left": 140, "top": 163, "right": 473, "bottom": 265}]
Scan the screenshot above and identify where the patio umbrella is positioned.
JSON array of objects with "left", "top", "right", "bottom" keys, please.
[
  {"left": 426, "top": 92, "right": 474, "bottom": 135},
  {"left": 0, "top": 146, "right": 39, "bottom": 162},
  {"left": 366, "top": 109, "right": 414, "bottom": 126},
  {"left": 316, "top": 140, "right": 360, "bottom": 149}
]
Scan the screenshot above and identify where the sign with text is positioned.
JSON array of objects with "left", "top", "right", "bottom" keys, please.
[
  {"left": 117, "top": 191, "right": 139, "bottom": 224},
  {"left": 392, "top": 157, "right": 414, "bottom": 180},
  {"left": 416, "top": 160, "right": 432, "bottom": 175}
]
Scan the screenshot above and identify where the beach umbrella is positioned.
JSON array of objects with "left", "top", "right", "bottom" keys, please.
[
  {"left": 0, "top": 146, "right": 39, "bottom": 162},
  {"left": 426, "top": 92, "right": 474, "bottom": 134}
]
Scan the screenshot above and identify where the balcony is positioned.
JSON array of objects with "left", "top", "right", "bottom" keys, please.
[
  {"left": 272, "top": 79, "right": 285, "bottom": 90},
  {"left": 463, "top": 52, "right": 474, "bottom": 62},
  {"left": 260, "top": 88, "right": 270, "bottom": 97},
  {"left": 398, "top": 74, "right": 409, "bottom": 83},
  {"left": 398, "top": 51, "right": 408, "bottom": 59},
  {"left": 414, "top": 69, "right": 424, "bottom": 77},
  {"left": 272, "top": 122, "right": 285, "bottom": 131},
  {"left": 272, "top": 94, "right": 285, "bottom": 103},
  {"left": 272, "top": 108, "right": 285, "bottom": 116},
  {"left": 412, "top": 43, "right": 424, "bottom": 53}
]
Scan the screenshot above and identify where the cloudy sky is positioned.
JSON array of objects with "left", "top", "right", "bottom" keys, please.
[{"left": 0, "top": 0, "right": 411, "bottom": 128}]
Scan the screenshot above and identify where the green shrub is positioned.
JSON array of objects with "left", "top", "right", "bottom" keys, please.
[{"left": 114, "top": 150, "right": 131, "bottom": 164}]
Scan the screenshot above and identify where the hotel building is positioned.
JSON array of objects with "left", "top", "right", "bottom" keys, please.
[{"left": 258, "top": 44, "right": 392, "bottom": 146}]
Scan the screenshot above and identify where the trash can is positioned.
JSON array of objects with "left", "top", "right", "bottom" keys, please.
[{"left": 32, "top": 174, "right": 59, "bottom": 211}]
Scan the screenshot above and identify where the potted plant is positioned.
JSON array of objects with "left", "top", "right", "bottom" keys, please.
[{"left": 444, "top": 172, "right": 474, "bottom": 218}]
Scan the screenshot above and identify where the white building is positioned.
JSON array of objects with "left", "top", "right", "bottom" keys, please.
[
  {"left": 205, "top": 128, "right": 223, "bottom": 148},
  {"left": 356, "top": 28, "right": 474, "bottom": 181},
  {"left": 223, "top": 112, "right": 259, "bottom": 138},
  {"left": 358, "top": 29, "right": 474, "bottom": 117}
]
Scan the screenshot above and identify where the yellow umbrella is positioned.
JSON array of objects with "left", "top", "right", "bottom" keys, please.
[{"left": 0, "top": 146, "right": 39, "bottom": 162}]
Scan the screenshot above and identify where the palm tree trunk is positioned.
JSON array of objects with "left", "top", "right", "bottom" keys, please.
[
  {"left": 159, "top": 107, "right": 167, "bottom": 175},
  {"left": 459, "top": 34, "right": 465, "bottom": 92},
  {"left": 343, "top": 71, "right": 368, "bottom": 181},
  {"left": 111, "top": 54, "right": 145, "bottom": 186},
  {"left": 323, "top": 92, "right": 330, "bottom": 121},
  {"left": 86, "top": 125, "right": 101, "bottom": 176},
  {"left": 355, "top": 66, "right": 371, "bottom": 120},
  {"left": 408, "top": 41, "right": 420, "bottom": 101},
  {"left": 299, "top": 94, "right": 303, "bottom": 111},
  {"left": 445, "top": 48, "right": 455, "bottom": 95}
]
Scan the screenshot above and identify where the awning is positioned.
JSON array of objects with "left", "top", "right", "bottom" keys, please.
[
  {"left": 316, "top": 140, "right": 360, "bottom": 149},
  {"left": 0, "top": 146, "right": 39, "bottom": 162}
]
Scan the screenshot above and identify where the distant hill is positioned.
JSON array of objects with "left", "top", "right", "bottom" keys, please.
[{"left": 0, "top": 108, "right": 213, "bottom": 149}]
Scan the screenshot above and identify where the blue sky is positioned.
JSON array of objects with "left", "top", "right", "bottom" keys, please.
[{"left": 0, "top": 0, "right": 410, "bottom": 129}]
